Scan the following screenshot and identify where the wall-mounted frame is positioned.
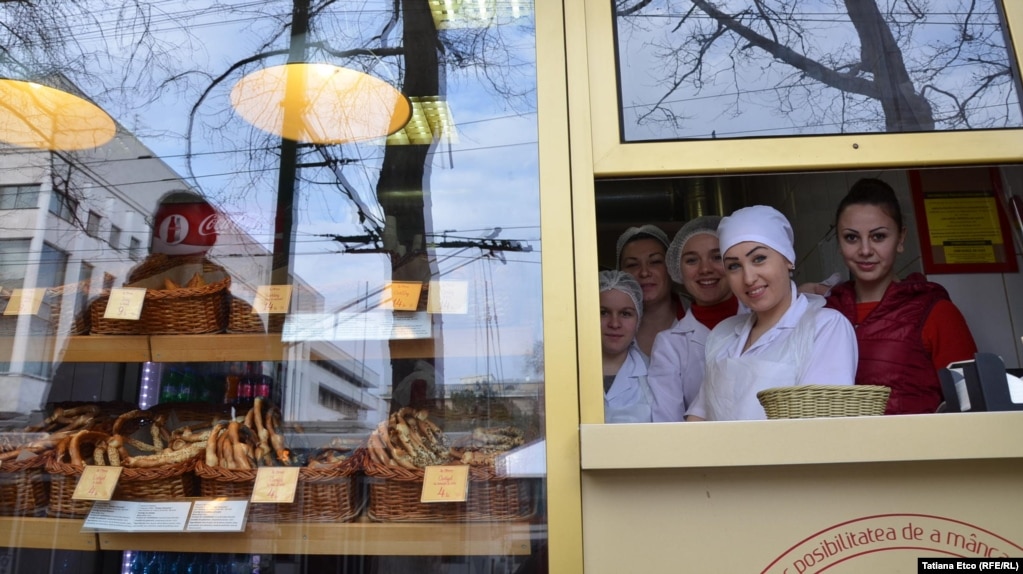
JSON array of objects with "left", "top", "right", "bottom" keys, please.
[{"left": 909, "top": 167, "right": 1019, "bottom": 274}]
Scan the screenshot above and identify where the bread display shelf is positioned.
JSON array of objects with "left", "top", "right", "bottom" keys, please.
[
  {"left": 0, "top": 517, "right": 534, "bottom": 556},
  {"left": 0, "top": 517, "right": 96, "bottom": 551},
  {"left": 0, "top": 334, "right": 440, "bottom": 363}
]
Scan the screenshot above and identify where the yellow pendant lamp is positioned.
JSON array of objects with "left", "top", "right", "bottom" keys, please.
[
  {"left": 230, "top": 63, "right": 411, "bottom": 144},
  {"left": 0, "top": 78, "right": 116, "bottom": 151}
]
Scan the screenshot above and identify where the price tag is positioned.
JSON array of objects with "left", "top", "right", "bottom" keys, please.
[
  {"left": 427, "top": 281, "right": 468, "bottom": 314},
  {"left": 251, "top": 467, "right": 299, "bottom": 503},
  {"left": 421, "top": 465, "right": 469, "bottom": 503},
  {"left": 382, "top": 281, "right": 423, "bottom": 311},
  {"left": 102, "top": 287, "right": 147, "bottom": 320},
  {"left": 252, "top": 285, "right": 293, "bottom": 314},
  {"left": 3, "top": 288, "right": 45, "bottom": 316},
  {"left": 72, "top": 466, "right": 123, "bottom": 501}
]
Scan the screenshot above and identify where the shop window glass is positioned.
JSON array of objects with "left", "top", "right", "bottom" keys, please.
[
  {"left": 0, "top": 1, "right": 546, "bottom": 572},
  {"left": 613, "top": 1, "right": 1023, "bottom": 141}
]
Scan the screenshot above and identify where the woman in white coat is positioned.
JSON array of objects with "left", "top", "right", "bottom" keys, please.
[
  {"left": 687, "top": 206, "right": 858, "bottom": 422},
  {"left": 600, "top": 270, "right": 654, "bottom": 423},
  {"left": 648, "top": 216, "right": 741, "bottom": 422}
]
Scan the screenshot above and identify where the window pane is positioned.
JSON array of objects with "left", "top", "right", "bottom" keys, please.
[
  {"left": 0, "top": 1, "right": 546, "bottom": 571},
  {"left": 614, "top": 0, "right": 1023, "bottom": 141}
]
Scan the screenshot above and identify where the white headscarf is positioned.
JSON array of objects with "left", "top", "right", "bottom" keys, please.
[
  {"left": 718, "top": 205, "right": 796, "bottom": 264},
  {"left": 615, "top": 224, "right": 669, "bottom": 269}
]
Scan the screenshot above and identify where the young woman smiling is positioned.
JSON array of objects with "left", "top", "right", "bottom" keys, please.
[
  {"left": 616, "top": 225, "right": 685, "bottom": 357},
  {"left": 599, "top": 270, "right": 654, "bottom": 423},
  {"left": 647, "top": 216, "right": 742, "bottom": 422},
  {"left": 686, "top": 206, "right": 857, "bottom": 421},
  {"left": 824, "top": 178, "right": 977, "bottom": 415}
]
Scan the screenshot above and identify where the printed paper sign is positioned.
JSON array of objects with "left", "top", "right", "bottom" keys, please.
[
  {"left": 103, "top": 287, "right": 146, "bottom": 320},
  {"left": 186, "top": 499, "right": 249, "bottom": 532},
  {"left": 421, "top": 465, "right": 469, "bottom": 503},
  {"left": 251, "top": 467, "right": 300, "bottom": 503},
  {"left": 252, "top": 285, "right": 293, "bottom": 314},
  {"left": 83, "top": 500, "right": 191, "bottom": 532},
  {"left": 72, "top": 465, "right": 123, "bottom": 501},
  {"left": 427, "top": 281, "right": 468, "bottom": 314},
  {"left": 3, "top": 288, "right": 45, "bottom": 316}
]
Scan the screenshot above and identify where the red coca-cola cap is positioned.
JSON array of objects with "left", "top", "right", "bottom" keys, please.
[{"left": 151, "top": 191, "right": 219, "bottom": 255}]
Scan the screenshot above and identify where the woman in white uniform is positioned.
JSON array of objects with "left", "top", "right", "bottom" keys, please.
[
  {"left": 648, "top": 216, "right": 742, "bottom": 422},
  {"left": 616, "top": 224, "right": 683, "bottom": 357},
  {"left": 687, "top": 206, "right": 858, "bottom": 421},
  {"left": 600, "top": 270, "right": 654, "bottom": 423}
]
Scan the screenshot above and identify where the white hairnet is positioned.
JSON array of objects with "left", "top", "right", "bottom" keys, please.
[
  {"left": 718, "top": 205, "right": 796, "bottom": 264},
  {"left": 666, "top": 215, "right": 722, "bottom": 284},
  {"left": 615, "top": 224, "right": 669, "bottom": 269},
  {"left": 599, "top": 270, "right": 643, "bottom": 320}
]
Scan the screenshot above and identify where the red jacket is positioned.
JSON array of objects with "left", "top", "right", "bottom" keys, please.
[{"left": 826, "top": 274, "right": 950, "bottom": 414}]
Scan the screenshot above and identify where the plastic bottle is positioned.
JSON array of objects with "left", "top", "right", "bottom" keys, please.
[
  {"left": 178, "top": 368, "right": 197, "bottom": 403},
  {"left": 160, "top": 367, "right": 181, "bottom": 404}
]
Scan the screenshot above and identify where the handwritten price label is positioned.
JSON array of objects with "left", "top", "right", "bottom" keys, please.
[
  {"left": 383, "top": 282, "right": 423, "bottom": 311},
  {"left": 103, "top": 287, "right": 146, "bottom": 320},
  {"left": 3, "top": 288, "right": 45, "bottom": 316},
  {"left": 72, "top": 466, "right": 122, "bottom": 501},
  {"left": 251, "top": 467, "right": 299, "bottom": 503},
  {"left": 421, "top": 465, "right": 469, "bottom": 503},
  {"left": 252, "top": 285, "right": 293, "bottom": 314}
]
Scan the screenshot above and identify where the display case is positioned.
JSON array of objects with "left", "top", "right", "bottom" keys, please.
[{"left": 0, "top": 1, "right": 556, "bottom": 572}]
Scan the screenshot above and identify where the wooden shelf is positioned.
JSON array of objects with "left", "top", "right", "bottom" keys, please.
[
  {"left": 0, "top": 517, "right": 96, "bottom": 551},
  {"left": 2, "top": 334, "right": 446, "bottom": 363}
]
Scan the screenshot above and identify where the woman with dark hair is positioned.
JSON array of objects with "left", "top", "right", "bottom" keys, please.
[
  {"left": 616, "top": 224, "right": 685, "bottom": 356},
  {"left": 825, "top": 178, "right": 977, "bottom": 414}
]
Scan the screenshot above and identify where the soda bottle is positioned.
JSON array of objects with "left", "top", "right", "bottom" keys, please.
[
  {"left": 253, "top": 362, "right": 272, "bottom": 402},
  {"left": 235, "top": 362, "right": 255, "bottom": 409}
]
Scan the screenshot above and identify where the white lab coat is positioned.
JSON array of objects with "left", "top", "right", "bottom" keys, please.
[
  {"left": 648, "top": 312, "right": 710, "bottom": 422},
  {"left": 688, "top": 284, "right": 857, "bottom": 421},
  {"left": 605, "top": 344, "right": 654, "bottom": 423}
]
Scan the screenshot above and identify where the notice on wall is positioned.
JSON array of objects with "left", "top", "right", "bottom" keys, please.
[
  {"left": 910, "top": 168, "right": 1018, "bottom": 274},
  {"left": 83, "top": 500, "right": 191, "bottom": 532}
]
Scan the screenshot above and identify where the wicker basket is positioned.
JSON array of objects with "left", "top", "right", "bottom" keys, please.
[
  {"left": 194, "top": 457, "right": 362, "bottom": 523},
  {"left": 363, "top": 456, "right": 534, "bottom": 522},
  {"left": 227, "top": 296, "right": 266, "bottom": 334},
  {"left": 757, "top": 385, "right": 891, "bottom": 419},
  {"left": 0, "top": 452, "right": 50, "bottom": 516},
  {"left": 45, "top": 458, "right": 95, "bottom": 518},
  {"left": 88, "top": 273, "right": 230, "bottom": 335},
  {"left": 45, "top": 455, "right": 199, "bottom": 517}
]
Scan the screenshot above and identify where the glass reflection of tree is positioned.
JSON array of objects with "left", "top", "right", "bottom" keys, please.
[
  {"left": 616, "top": 0, "right": 1022, "bottom": 137},
  {"left": 185, "top": 0, "right": 533, "bottom": 415}
]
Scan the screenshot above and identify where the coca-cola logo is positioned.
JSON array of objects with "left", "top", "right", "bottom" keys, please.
[
  {"left": 157, "top": 214, "right": 189, "bottom": 245},
  {"left": 198, "top": 213, "right": 219, "bottom": 236}
]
